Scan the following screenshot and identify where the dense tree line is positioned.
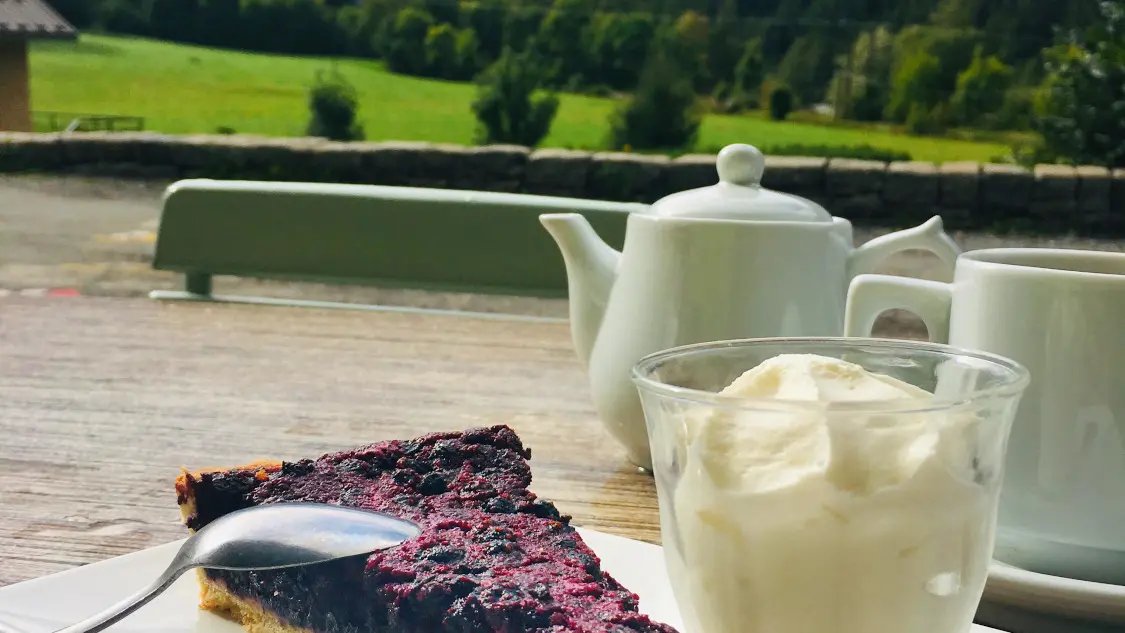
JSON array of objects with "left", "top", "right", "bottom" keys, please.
[
  {"left": 52, "top": 0, "right": 1100, "bottom": 91},
  {"left": 50, "top": 0, "right": 1121, "bottom": 164}
]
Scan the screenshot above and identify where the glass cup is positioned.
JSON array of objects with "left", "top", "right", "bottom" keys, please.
[{"left": 632, "top": 337, "right": 1030, "bottom": 633}]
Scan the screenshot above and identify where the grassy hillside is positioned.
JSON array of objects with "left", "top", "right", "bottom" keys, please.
[{"left": 30, "top": 34, "right": 1011, "bottom": 162}]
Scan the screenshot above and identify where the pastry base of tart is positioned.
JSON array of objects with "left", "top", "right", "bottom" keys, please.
[
  {"left": 197, "top": 570, "right": 311, "bottom": 633},
  {"left": 177, "top": 464, "right": 306, "bottom": 633}
]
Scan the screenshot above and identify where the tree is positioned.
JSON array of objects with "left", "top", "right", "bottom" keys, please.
[
  {"left": 460, "top": 0, "right": 505, "bottom": 62},
  {"left": 584, "top": 11, "right": 654, "bottom": 90},
  {"left": 884, "top": 25, "right": 982, "bottom": 123},
  {"left": 1035, "top": 1, "right": 1125, "bottom": 167},
  {"left": 196, "top": 0, "right": 241, "bottom": 47},
  {"left": 425, "top": 24, "right": 461, "bottom": 79},
  {"left": 47, "top": 0, "right": 96, "bottom": 27},
  {"left": 455, "top": 28, "right": 482, "bottom": 79},
  {"left": 534, "top": 0, "right": 596, "bottom": 88},
  {"left": 950, "top": 45, "right": 1013, "bottom": 126},
  {"left": 385, "top": 7, "right": 434, "bottom": 76},
  {"left": 607, "top": 34, "right": 701, "bottom": 151},
  {"left": 471, "top": 48, "right": 559, "bottom": 147},
  {"left": 149, "top": 0, "right": 199, "bottom": 41},
  {"left": 706, "top": 0, "right": 742, "bottom": 91},
  {"left": 670, "top": 10, "right": 709, "bottom": 92},
  {"left": 306, "top": 70, "right": 365, "bottom": 142},
  {"left": 501, "top": 4, "right": 542, "bottom": 52},
  {"left": 96, "top": 0, "right": 150, "bottom": 35},
  {"left": 337, "top": 0, "right": 394, "bottom": 57},
  {"left": 733, "top": 38, "right": 765, "bottom": 104},
  {"left": 239, "top": 0, "right": 342, "bottom": 56},
  {"left": 829, "top": 26, "right": 895, "bottom": 121},
  {"left": 885, "top": 50, "right": 945, "bottom": 125},
  {"left": 776, "top": 34, "right": 835, "bottom": 106}
]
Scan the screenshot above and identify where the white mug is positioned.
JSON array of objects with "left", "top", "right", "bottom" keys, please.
[{"left": 845, "top": 248, "right": 1125, "bottom": 586}]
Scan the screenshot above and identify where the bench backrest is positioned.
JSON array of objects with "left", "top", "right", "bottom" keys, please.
[{"left": 153, "top": 180, "right": 644, "bottom": 297}]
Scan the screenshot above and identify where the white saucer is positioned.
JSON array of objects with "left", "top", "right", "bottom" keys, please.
[
  {"left": 979, "top": 559, "right": 1125, "bottom": 633},
  {"left": 0, "top": 528, "right": 1004, "bottom": 633}
]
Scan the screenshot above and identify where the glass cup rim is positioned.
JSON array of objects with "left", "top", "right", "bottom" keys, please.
[{"left": 630, "top": 336, "right": 1031, "bottom": 414}]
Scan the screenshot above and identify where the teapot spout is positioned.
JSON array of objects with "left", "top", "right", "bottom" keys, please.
[
  {"left": 540, "top": 213, "right": 621, "bottom": 367},
  {"left": 848, "top": 216, "right": 961, "bottom": 282}
]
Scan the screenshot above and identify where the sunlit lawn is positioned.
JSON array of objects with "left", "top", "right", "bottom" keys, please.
[{"left": 30, "top": 34, "right": 1012, "bottom": 162}]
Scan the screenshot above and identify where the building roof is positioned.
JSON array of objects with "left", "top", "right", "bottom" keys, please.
[{"left": 0, "top": 0, "right": 76, "bottom": 40}]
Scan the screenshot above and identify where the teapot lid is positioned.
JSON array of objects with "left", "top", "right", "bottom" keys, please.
[{"left": 650, "top": 144, "right": 832, "bottom": 222}]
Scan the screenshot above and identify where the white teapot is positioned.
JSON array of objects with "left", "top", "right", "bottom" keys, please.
[{"left": 539, "top": 144, "right": 961, "bottom": 470}]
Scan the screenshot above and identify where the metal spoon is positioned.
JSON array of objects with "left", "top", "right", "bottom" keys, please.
[{"left": 54, "top": 503, "right": 421, "bottom": 633}]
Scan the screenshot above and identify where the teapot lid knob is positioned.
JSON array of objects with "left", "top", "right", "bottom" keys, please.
[{"left": 716, "top": 144, "right": 765, "bottom": 187}]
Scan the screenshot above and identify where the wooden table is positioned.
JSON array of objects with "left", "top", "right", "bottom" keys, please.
[
  {"left": 0, "top": 296, "right": 1043, "bottom": 633},
  {"left": 0, "top": 296, "right": 658, "bottom": 586}
]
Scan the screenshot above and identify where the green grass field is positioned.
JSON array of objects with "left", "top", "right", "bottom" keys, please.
[{"left": 30, "top": 34, "right": 1012, "bottom": 162}]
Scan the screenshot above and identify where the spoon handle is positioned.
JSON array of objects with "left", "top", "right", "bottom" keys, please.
[{"left": 52, "top": 566, "right": 185, "bottom": 633}]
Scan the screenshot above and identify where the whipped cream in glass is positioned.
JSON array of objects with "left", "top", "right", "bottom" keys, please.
[{"left": 633, "top": 340, "right": 1028, "bottom": 633}]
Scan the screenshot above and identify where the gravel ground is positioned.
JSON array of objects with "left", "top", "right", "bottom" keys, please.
[{"left": 3, "top": 173, "right": 1123, "bottom": 338}]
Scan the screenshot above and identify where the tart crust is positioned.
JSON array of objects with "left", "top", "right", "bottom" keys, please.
[{"left": 177, "top": 463, "right": 302, "bottom": 633}]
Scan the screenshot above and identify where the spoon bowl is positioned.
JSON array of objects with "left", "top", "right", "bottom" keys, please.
[
  {"left": 55, "top": 502, "right": 421, "bottom": 633},
  {"left": 183, "top": 503, "right": 422, "bottom": 571}
]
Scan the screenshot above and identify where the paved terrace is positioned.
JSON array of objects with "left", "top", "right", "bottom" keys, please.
[{"left": 2, "top": 173, "right": 1123, "bottom": 336}]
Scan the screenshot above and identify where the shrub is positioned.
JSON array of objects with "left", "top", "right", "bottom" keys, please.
[
  {"left": 305, "top": 70, "right": 365, "bottom": 142},
  {"left": 768, "top": 86, "right": 793, "bottom": 121},
  {"left": 471, "top": 49, "right": 559, "bottom": 147}
]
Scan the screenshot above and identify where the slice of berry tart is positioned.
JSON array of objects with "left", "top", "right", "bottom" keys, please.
[{"left": 175, "top": 425, "right": 679, "bottom": 633}]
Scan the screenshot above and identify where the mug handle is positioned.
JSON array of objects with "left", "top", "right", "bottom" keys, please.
[{"left": 845, "top": 274, "right": 953, "bottom": 343}]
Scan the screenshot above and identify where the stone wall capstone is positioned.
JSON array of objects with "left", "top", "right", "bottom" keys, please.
[{"left": 1, "top": 131, "right": 1123, "bottom": 237}]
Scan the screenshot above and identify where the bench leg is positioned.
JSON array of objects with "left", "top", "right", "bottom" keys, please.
[{"left": 185, "top": 273, "right": 213, "bottom": 296}]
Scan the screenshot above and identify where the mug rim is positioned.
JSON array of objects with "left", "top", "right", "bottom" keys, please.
[
  {"left": 961, "top": 247, "right": 1125, "bottom": 282},
  {"left": 631, "top": 336, "right": 1031, "bottom": 414}
]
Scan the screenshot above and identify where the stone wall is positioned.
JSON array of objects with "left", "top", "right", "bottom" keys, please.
[{"left": 3, "top": 131, "right": 1123, "bottom": 235}]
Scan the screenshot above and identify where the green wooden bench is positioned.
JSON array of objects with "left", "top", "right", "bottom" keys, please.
[{"left": 149, "top": 179, "right": 642, "bottom": 312}]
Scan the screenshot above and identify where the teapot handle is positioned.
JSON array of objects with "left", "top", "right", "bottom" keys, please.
[{"left": 846, "top": 216, "right": 960, "bottom": 281}]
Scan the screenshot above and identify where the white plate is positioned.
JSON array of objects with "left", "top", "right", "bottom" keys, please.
[
  {"left": 0, "top": 528, "right": 1004, "bottom": 633},
  {"left": 977, "top": 559, "right": 1125, "bottom": 633}
]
